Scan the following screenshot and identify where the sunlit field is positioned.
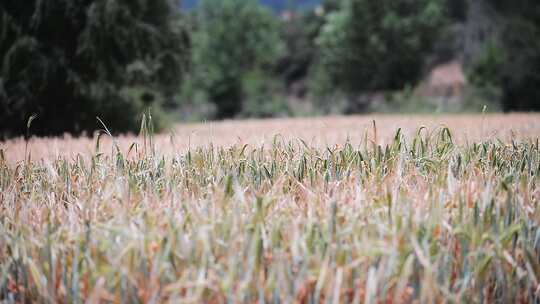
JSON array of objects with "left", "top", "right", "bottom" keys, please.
[{"left": 1, "top": 114, "right": 540, "bottom": 303}]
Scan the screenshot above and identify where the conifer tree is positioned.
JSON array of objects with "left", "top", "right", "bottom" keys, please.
[{"left": 0, "top": 0, "right": 189, "bottom": 138}]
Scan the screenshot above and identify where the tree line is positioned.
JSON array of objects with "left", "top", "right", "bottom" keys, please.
[{"left": 1, "top": 0, "right": 538, "bottom": 138}]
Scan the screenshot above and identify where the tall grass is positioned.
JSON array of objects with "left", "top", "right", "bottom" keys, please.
[{"left": 0, "top": 124, "right": 539, "bottom": 303}]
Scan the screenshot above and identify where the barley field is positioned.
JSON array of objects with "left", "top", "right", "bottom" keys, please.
[{"left": 1, "top": 114, "right": 540, "bottom": 303}]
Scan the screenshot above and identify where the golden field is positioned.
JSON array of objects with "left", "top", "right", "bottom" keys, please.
[
  {"left": 2, "top": 113, "right": 539, "bottom": 163},
  {"left": 0, "top": 114, "right": 539, "bottom": 303}
]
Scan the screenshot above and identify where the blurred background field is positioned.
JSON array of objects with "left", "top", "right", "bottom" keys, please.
[{"left": 2, "top": 113, "right": 539, "bottom": 163}]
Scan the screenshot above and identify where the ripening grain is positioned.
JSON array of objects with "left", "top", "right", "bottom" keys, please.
[
  {"left": 0, "top": 115, "right": 539, "bottom": 303},
  {"left": 2, "top": 113, "right": 539, "bottom": 163}
]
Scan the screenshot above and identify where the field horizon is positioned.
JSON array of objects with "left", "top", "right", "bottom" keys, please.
[{"left": 1, "top": 113, "right": 539, "bottom": 163}]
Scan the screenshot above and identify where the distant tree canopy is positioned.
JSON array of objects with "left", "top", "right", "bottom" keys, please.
[
  {"left": 315, "top": 0, "right": 445, "bottom": 98},
  {"left": 277, "top": 11, "right": 322, "bottom": 90},
  {"left": 190, "top": 0, "right": 283, "bottom": 119},
  {"left": 2, "top": 0, "right": 539, "bottom": 137},
  {"left": 0, "top": 0, "right": 189, "bottom": 138},
  {"left": 445, "top": 0, "right": 468, "bottom": 22},
  {"left": 472, "top": 0, "right": 540, "bottom": 111}
]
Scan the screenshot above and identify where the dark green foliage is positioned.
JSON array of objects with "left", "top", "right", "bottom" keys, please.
[
  {"left": 469, "top": 43, "right": 505, "bottom": 88},
  {"left": 315, "top": 0, "right": 445, "bottom": 96},
  {"left": 471, "top": 0, "right": 540, "bottom": 111},
  {"left": 0, "top": 0, "right": 189, "bottom": 138},
  {"left": 445, "top": 0, "right": 468, "bottom": 22},
  {"left": 277, "top": 10, "right": 325, "bottom": 90},
  {"left": 499, "top": 18, "right": 540, "bottom": 111},
  {"left": 189, "top": 0, "right": 283, "bottom": 119}
]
